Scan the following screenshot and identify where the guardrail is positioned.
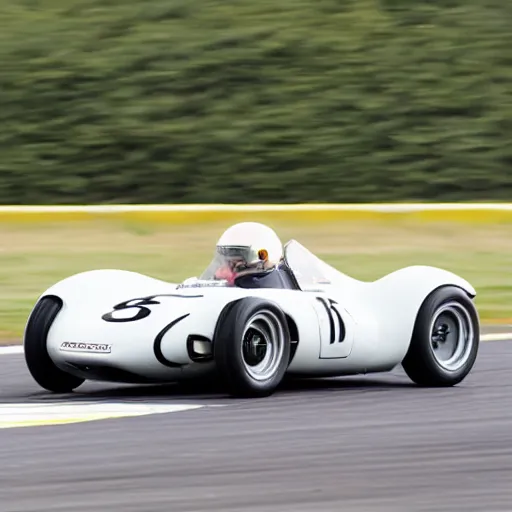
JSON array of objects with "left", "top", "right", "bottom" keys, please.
[{"left": 0, "top": 203, "right": 511, "bottom": 223}]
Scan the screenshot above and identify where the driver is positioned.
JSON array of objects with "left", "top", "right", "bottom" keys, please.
[{"left": 200, "top": 222, "right": 284, "bottom": 286}]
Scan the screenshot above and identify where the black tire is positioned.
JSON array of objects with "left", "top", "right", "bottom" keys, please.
[
  {"left": 24, "top": 296, "right": 85, "bottom": 393},
  {"left": 213, "top": 297, "right": 291, "bottom": 398},
  {"left": 402, "top": 285, "right": 480, "bottom": 387}
]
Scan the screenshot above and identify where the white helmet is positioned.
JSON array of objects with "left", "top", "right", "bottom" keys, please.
[
  {"left": 216, "top": 222, "right": 282, "bottom": 266},
  {"left": 200, "top": 222, "right": 283, "bottom": 283}
]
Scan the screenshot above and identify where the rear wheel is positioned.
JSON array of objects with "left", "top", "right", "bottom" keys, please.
[
  {"left": 213, "top": 297, "right": 291, "bottom": 398},
  {"left": 24, "top": 296, "right": 85, "bottom": 393},
  {"left": 402, "top": 286, "right": 480, "bottom": 387}
]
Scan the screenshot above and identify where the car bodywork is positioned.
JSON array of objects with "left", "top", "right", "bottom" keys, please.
[{"left": 30, "top": 240, "right": 476, "bottom": 386}]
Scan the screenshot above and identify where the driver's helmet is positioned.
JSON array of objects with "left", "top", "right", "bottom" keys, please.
[{"left": 200, "top": 222, "right": 283, "bottom": 285}]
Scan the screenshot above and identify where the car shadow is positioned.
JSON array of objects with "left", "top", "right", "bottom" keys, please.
[{"left": 36, "top": 372, "right": 417, "bottom": 402}]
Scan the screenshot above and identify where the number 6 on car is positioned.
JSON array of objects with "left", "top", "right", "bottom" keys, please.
[{"left": 22, "top": 222, "right": 480, "bottom": 398}]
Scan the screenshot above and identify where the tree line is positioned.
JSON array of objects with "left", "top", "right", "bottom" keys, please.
[{"left": 1, "top": 0, "right": 511, "bottom": 204}]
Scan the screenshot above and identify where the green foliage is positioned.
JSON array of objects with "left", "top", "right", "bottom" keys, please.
[{"left": 1, "top": 0, "right": 511, "bottom": 203}]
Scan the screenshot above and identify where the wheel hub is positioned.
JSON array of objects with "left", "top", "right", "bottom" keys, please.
[
  {"left": 428, "top": 301, "right": 475, "bottom": 371},
  {"left": 242, "top": 328, "right": 268, "bottom": 366},
  {"left": 431, "top": 323, "right": 450, "bottom": 348},
  {"left": 239, "top": 309, "right": 286, "bottom": 382}
]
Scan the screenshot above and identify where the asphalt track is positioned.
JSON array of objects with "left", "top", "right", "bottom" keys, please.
[{"left": 1, "top": 329, "right": 512, "bottom": 512}]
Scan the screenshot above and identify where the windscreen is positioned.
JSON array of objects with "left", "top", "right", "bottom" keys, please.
[
  {"left": 283, "top": 240, "right": 334, "bottom": 289},
  {"left": 199, "top": 245, "right": 261, "bottom": 285}
]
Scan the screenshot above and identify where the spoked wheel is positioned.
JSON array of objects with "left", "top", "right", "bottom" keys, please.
[
  {"left": 402, "top": 286, "right": 480, "bottom": 387},
  {"left": 213, "top": 297, "right": 291, "bottom": 398}
]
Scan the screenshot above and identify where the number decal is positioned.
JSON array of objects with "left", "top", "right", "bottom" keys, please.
[
  {"left": 101, "top": 293, "right": 203, "bottom": 323},
  {"left": 316, "top": 297, "right": 345, "bottom": 344},
  {"left": 153, "top": 314, "right": 190, "bottom": 368},
  {"left": 101, "top": 294, "right": 203, "bottom": 368},
  {"left": 102, "top": 297, "right": 159, "bottom": 322}
]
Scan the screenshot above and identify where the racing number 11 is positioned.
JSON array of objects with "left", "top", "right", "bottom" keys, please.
[{"left": 316, "top": 297, "right": 345, "bottom": 344}]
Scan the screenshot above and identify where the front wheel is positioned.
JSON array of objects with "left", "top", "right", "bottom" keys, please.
[
  {"left": 213, "top": 297, "right": 291, "bottom": 398},
  {"left": 402, "top": 286, "right": 480, "bottom": 387},
  {"left": 24, "top": 296, "right": 85, "bottom": 393}
]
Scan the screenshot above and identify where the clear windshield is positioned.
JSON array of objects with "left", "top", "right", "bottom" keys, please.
[
  {"left": 199, "top": 245, "right": 267, "bottom": 286},
  {"left": 283, "top": 239, "right": 342, "bottom": 289}
]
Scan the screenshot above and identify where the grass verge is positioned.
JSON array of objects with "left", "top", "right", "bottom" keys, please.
[{"left": 1, "top": 215, "right": 510, "bottom": 343}]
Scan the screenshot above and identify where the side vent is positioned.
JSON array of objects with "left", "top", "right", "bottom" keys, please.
[{"left": 187, "top": 335, "right": 213, "bottom": 363}]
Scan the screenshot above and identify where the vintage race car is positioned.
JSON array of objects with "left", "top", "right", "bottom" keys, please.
[{"left": 23, "top": 238, "right": 480, "bottom": 398}]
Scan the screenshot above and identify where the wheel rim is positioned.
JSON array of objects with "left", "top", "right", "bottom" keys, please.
[
  {"left": 240, "top": 309, "right": 286, "bottom": 381},
  {"left": 429, "top": 301, "right": 475, "bottom": 371}
]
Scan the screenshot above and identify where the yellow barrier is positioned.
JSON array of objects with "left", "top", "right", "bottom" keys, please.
[{"left": 1, "top": 204, "right": 512, "bottom": 225}]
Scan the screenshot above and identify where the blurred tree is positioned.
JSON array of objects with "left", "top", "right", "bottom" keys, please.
[{"left": 0, "top": 0, "right": 511, "bottom": 203}]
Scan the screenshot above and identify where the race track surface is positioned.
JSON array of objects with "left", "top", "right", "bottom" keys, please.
[{"left": 1, "top": 335, "right": 512, "bottom": 512}]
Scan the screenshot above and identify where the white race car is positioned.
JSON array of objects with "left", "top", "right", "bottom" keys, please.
[{"left": 23, "top": 229, "right": 480, "bottom": 398}]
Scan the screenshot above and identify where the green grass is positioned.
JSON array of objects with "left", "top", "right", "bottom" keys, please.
[{"left": 1, "top": 217, "right": 511, "bottom": 342}]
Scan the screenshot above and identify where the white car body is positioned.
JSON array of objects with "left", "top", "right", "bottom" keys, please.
[{"left": 30, "top": 240, "right": 477, "bottom": 385}]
